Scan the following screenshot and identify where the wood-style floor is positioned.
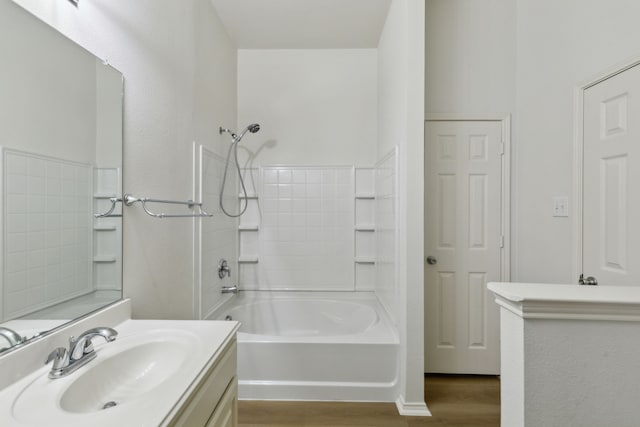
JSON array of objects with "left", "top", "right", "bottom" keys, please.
[{"left": 238, "top": 374, "right": 500, "bottom": 427}]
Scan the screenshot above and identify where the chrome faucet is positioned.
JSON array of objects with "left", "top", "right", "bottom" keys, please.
[
  {"left": 0, "top": 327, "right": 25, "bottom": 350},
  {"left": 221, "top": 285, "right": 238, "bottom": 294},
  {"left": 45, "top": 327, "right": 117, "bottom": 379}
]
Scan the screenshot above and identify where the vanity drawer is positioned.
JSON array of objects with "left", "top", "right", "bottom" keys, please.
[{"left": 168, "top": 339, "right": 237, "bottom": 427}]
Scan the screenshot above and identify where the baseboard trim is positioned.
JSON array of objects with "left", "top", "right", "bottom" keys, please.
[{"left": 395, "top": 395, "right": 431, "bottom": 416}]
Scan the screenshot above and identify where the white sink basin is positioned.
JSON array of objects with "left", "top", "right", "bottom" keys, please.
[
  {"left": 59, "top": 340, "right": 187, "bottom": 413},
  {"left": 0, "top": 320, "right": 238, "bottom": 427}
]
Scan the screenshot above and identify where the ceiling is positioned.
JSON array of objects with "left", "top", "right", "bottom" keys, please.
[{"left": 210, "top": 0, "right": 392, "bottom": 49}]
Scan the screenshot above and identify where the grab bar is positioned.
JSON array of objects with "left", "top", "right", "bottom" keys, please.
[
  {"left": 94, "top": 197, "right": 123, "bottom": 218},
  {"left": 123, "top": 194, "right": 213, "bottom": 218}
]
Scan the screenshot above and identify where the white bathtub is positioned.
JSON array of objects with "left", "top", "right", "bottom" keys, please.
[{"left": 208, "top": 291, "right": 399, "bottom": 402}]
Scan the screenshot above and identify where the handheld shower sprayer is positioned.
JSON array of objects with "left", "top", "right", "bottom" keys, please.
[{"left": 219, "top": 123, "right": 261, "bottom": 217}]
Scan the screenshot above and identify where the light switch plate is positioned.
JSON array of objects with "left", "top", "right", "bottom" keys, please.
[{"left": 553, "top": 196, "right": 569, "bottom": 217}]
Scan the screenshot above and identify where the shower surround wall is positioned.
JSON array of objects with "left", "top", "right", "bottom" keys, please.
[
  {"left": 237, "top": 157, "right": 397, "bottom": 297},
  {"left": 197, "top": 146, "right": 238, "bottom": 319},
  {"left": 238, "top": 167, "right": 382, "bottom": 292},
  {"left": 257, "top": 167, "right": 354, "bottom": 290},
  {"left": 375, "top": 148, "right": 399, "bottom": 324}
]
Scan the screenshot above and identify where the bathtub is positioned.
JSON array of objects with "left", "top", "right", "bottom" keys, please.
[{"left": 208, "top": 291, "right": 399, "bottom": 402}]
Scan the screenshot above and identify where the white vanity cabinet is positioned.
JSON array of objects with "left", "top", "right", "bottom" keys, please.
[{"left": 167, "top": 338, "right": 238, "bottom": 427}]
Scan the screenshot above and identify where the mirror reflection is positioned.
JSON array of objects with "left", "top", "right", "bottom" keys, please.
[{"left": 0, "top": 1, "right": 123, "bottom": 352}]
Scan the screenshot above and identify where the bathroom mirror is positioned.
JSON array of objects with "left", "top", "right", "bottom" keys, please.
[{"left": 0, "top": 1, "right": 123, "bottom": 353}]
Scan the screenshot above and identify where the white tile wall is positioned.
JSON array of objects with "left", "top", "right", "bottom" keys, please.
[
  {"left": 355, "top": 168, "right": 375, "bottom": 196},
  {"left": 255, "top": 166, "right": 354, "bottom": 290},
  {"left": 199, "top": 147, "right": 238, "bottom": 318},
  {"left": 2, "top": 149, "right": 92, "bottom": 321},
  {"left": 375, "top": 148, "right": 398, "bottom": 324}
]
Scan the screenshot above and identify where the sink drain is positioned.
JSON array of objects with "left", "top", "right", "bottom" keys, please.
[{"left": 102, "top": 401, "right": 117, "bottom": 410}]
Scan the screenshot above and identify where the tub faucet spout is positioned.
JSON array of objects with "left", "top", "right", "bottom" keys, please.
[{"left": 222, "top": 285, "right": 238, "bottom": 294}]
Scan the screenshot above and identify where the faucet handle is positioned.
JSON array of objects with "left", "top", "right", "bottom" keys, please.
[
  {"left": 68, "top": 335, "right": 94, "bottom": 360},
  {"left": 45, "top": 347, "right": 68, "bottom": 370}
]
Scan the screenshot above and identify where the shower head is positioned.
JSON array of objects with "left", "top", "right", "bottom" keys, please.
[{"left": 247, "top": 123, "right": 260, "bottom": 133}]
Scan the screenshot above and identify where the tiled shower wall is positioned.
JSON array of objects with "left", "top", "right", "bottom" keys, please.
[
  {"left": 237, "top": 165, "right": 381, "bottom": 292},
  {"left": 199, "top": 146, "right": 238, "bottom": 318},
  {"left": 375, "top": 148, "right": 398, "bottom": 324},
  {"left": 256, "top": 166, "right": 354, "bottom": 290},
  {"left": 2, "top": 149, "right": 92, "bottom": 321}
]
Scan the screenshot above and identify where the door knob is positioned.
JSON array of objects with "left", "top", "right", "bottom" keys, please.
[
  {"left": 426, "top": 256, "right": 437, "bottom": 265},
  {"left": 578, "top": 274, "right": 598, "bottom": 286}
]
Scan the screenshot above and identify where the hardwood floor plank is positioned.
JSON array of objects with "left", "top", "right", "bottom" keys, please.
[{"left": 238, "top": 374, "right": 500, "bottom": 427}]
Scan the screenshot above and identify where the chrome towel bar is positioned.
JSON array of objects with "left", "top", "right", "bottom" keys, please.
[{"left": 122, "top": 194, "right": 213, "bottom": 218}]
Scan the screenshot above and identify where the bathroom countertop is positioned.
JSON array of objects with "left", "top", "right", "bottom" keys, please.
[
  {"left": 487, "top": 282, "right": 640, "bottom": 322},
  {"left": 488, "top": 282, "right": 640, "bottom": 304},
  {"left": 488, "top": 282, "right": 640, "bottom": 321}
]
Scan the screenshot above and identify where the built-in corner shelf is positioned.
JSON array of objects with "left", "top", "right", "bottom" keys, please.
[
  {"left": 93, "top": 225, "right": 117, "bottom": 231},
  {"left": 238, "top": 256, "right": 259, "bottom": 263},
  {"left": 355, "top": 225, "right": 375, "bottom": 232},
  {"left": 355, "top": 257, "right": 376, "bottom": 264},
  {"left": 238, "top": 193, "right": 258, "bottom": 200},
  {"left": 93, "top": 193, "right": 117, "bottom": 199},
  {"left": 238, "top": 225, "right": 259, "bottom": 231},
  {"left": 355, "top": 193, "right": 375, "bottom": 200},
  {"left": 93, "top": 256, "right": 117, "bottom": 263}
]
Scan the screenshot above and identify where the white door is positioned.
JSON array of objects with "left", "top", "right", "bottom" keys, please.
[
  {"left": 583, "top": 64, "right": 640, "bottom": 286},
  {"left": 424, "top": 120, "right": 503, "bottom": 374}
]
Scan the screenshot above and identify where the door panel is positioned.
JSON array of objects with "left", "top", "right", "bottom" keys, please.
[
  {"left": 583, "top": 65, "right": 640, "bottom": 286},
  {"left": 424, "top": 120, "right": 502, "bottom": 375}
]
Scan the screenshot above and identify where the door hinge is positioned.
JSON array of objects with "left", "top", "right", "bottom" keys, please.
[
  {"left": 500, "top": 141, "right": 505, "bottom": 155},
  {"left": 500, "top": 235, "right": 505, "bottom": 248}
]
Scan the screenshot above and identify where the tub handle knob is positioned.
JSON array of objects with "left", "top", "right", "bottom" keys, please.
[{"left": 218, "top": 258, "right": 231, "bottom": 279}]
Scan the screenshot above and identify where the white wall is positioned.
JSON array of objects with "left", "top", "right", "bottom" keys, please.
[
  {"left": 514, "top": 0, "right": 640, "bottom": 283},
  {"left": 426, "top": 0, "right": 640, "bottom": 284},
  {"left": 11, "top": 0, "right": 237, "bottom": 319},
  {"left": 378, "top": 0, "right": 427, "bottom": 414},
  {"left": 0, "top": 0, "right": 97, "bottom": 164},
  {"left": 425, "top": 0, "right": 516, "bottom": 115},
  {"left": 237, "top": 49, "right": 378, "bottom": 167}
]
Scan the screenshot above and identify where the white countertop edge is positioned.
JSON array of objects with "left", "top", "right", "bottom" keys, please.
[{"left": 488, "top": 282, "right": 640, "bottom": 321}]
